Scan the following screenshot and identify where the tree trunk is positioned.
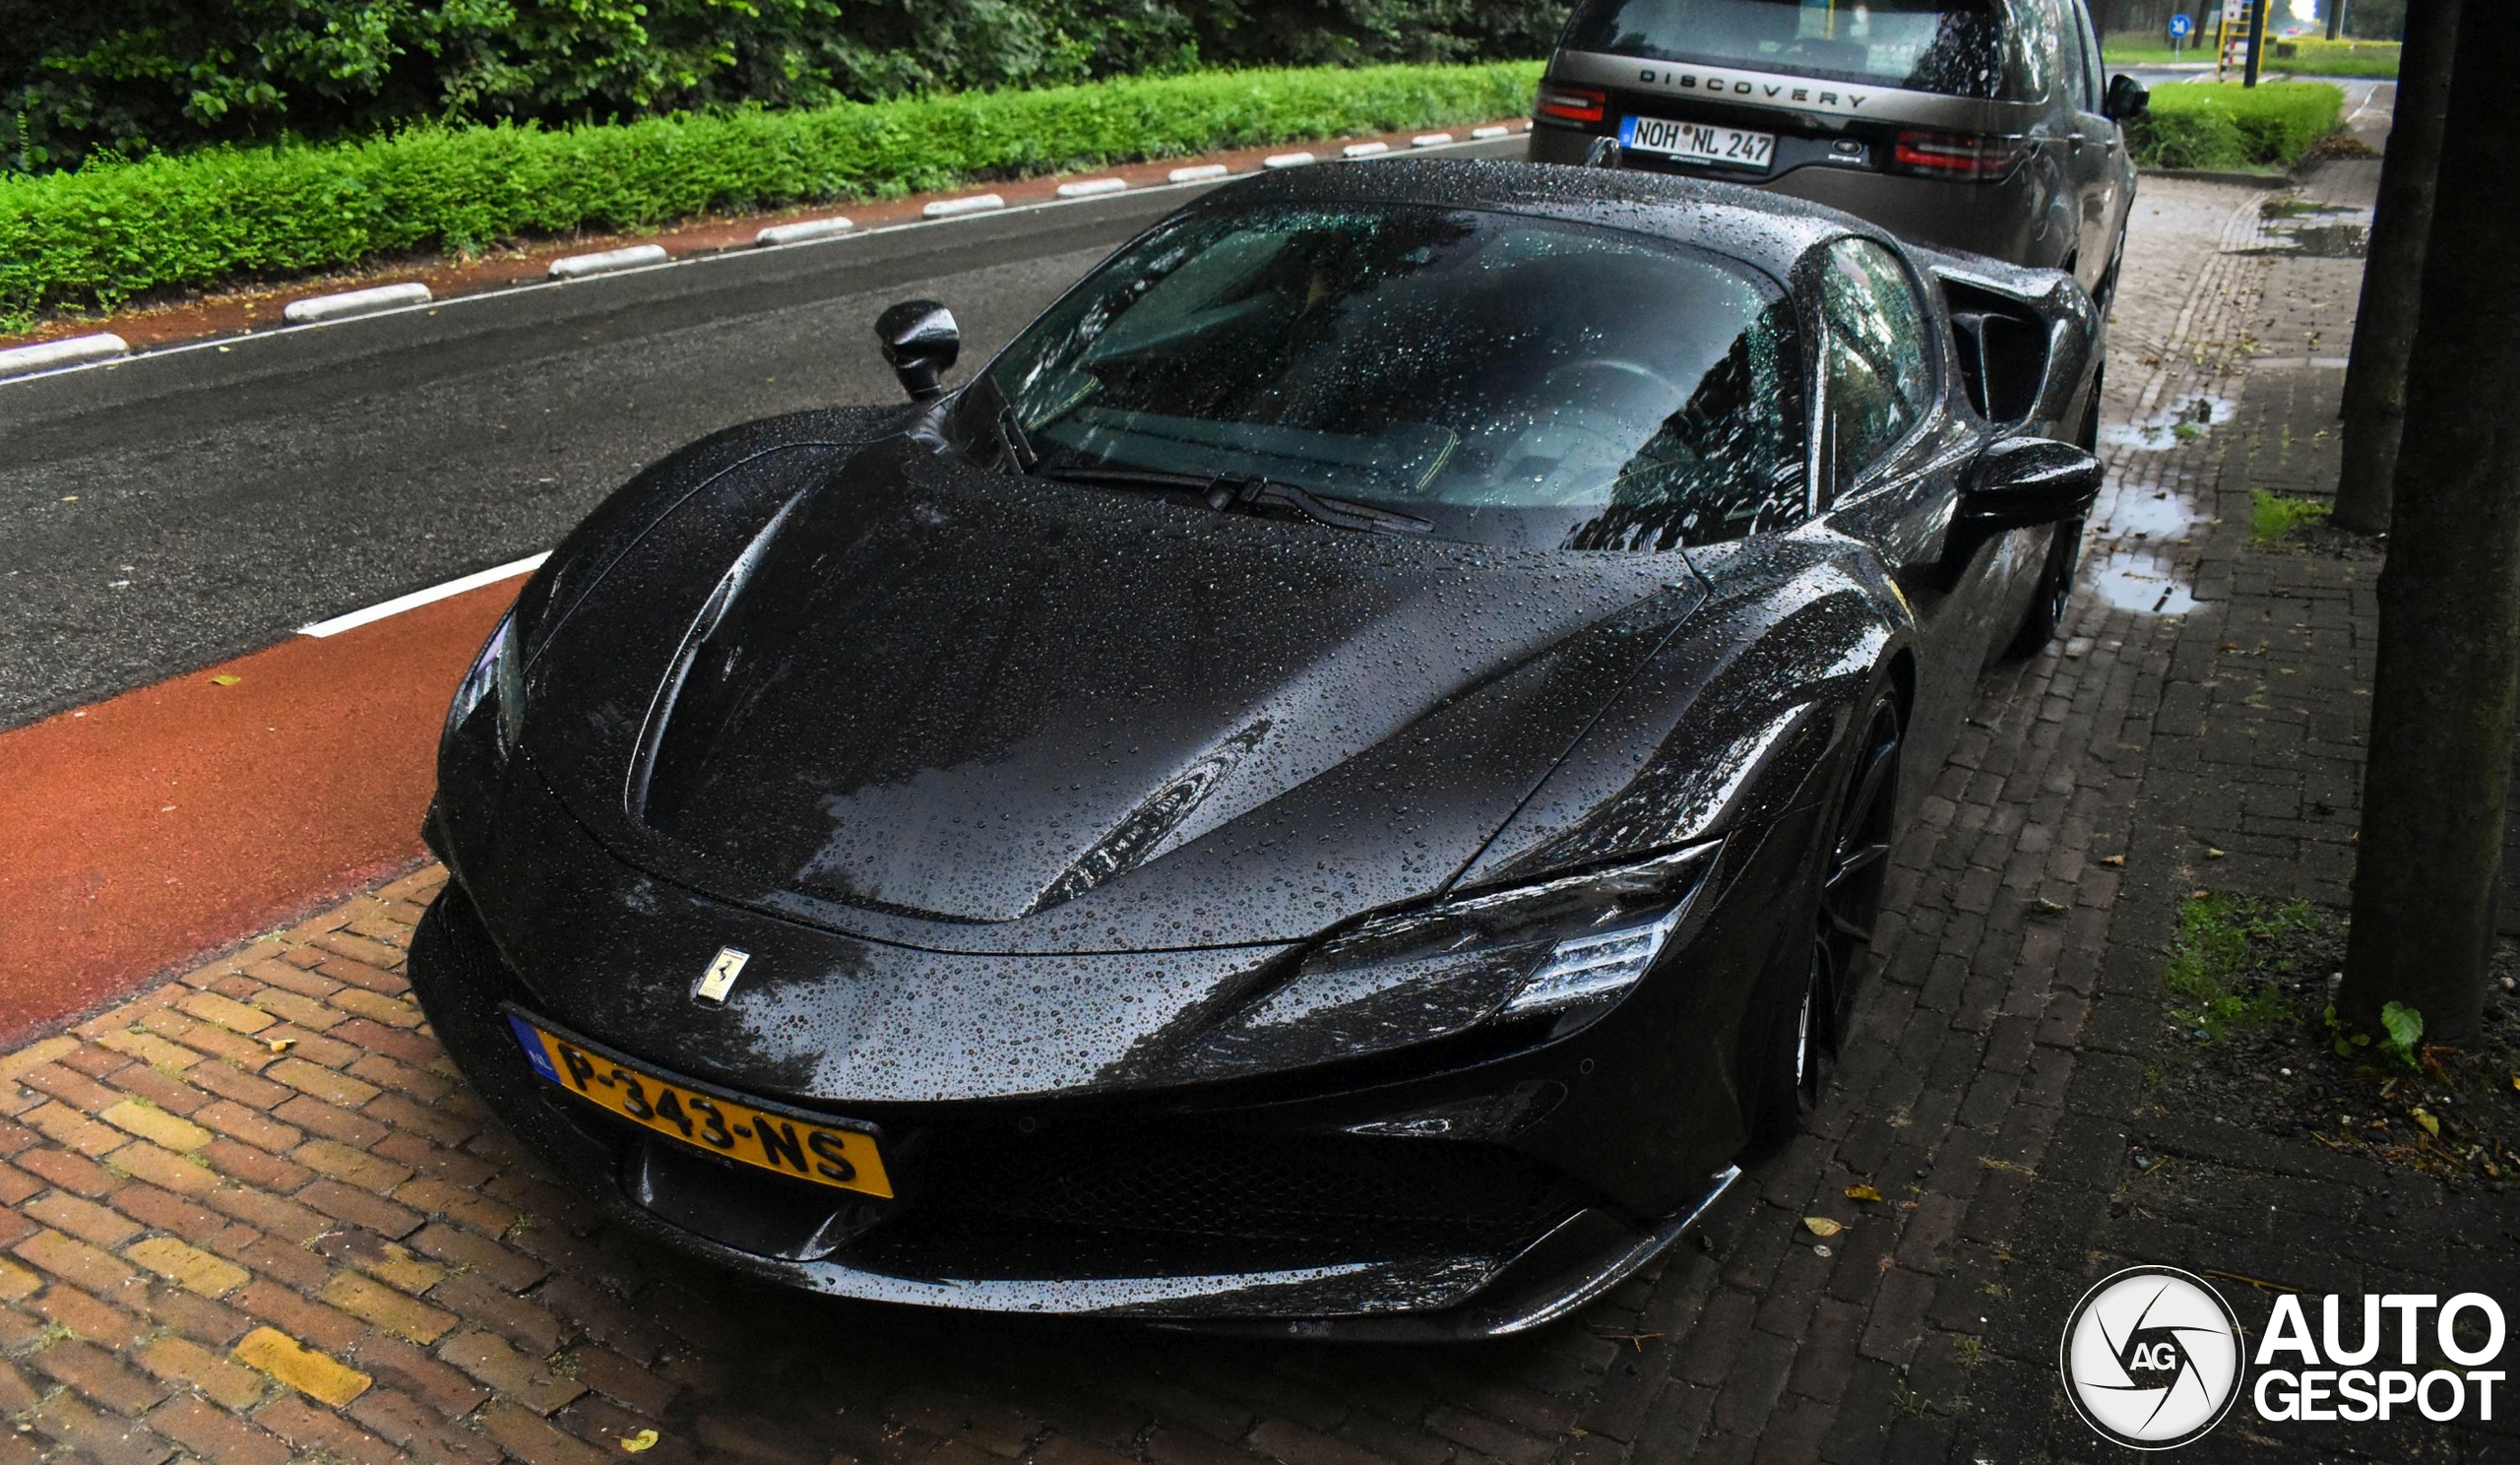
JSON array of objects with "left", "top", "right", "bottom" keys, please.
[
  {"left": 2330, "top": 0, "right": 2458, "bottom": 534},
  {"left": 2340, "top": 0, "right": 2520, "bottom": 1047}
]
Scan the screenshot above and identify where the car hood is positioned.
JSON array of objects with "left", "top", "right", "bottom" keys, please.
[{"left": 527, "top": 434, "right": 1707, "bottom": 953}]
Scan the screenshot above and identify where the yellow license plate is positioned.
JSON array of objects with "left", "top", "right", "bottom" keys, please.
[{"left": 506, "top": 1012, "right": 893, "bottom": 1199}]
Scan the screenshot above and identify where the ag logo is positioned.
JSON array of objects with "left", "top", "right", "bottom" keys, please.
[{"left": 2060, "top": 1265, "right": 2245, "bottom": 1448}]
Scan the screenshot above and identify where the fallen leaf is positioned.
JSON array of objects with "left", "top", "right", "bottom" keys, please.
[
  {"left": 210, "top": 674, "right": 241, "bottom": 686},
  {"left": 267, "top": 1038, "right": 295, "bottom": 1053},
  {"left": 2029, "top": 898, "right": 2068, "bottom": 918},
  {"left": 2100, "top": 855, "right": 2126, "bottom": 867},
  {"left": 1845, "top": 1184, "right": 1884, "bottom": 1203},
  {"left": 620, "top": 1431, "right": 659, "bottom": 1454},
  {"left": 2204, "top": 848, "right": 2226, "bottom": 860},
  {"left": 1803, "top": 1217, "right": 1844, "bottom": 1237},
  {"left": 2414, "top": 1109, "right": 2440, "bottom": 1138}
]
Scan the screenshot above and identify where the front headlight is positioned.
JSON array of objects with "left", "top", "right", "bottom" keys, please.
[
  {"left": 1191, "top": 843, "right": 1719, "bottom": 1074},
  {"left": 445, "top": 609, "right": 524, "bottom": 755}
]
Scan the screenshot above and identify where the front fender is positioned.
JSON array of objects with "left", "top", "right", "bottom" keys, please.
[
  {"left": 509, "top": 405, "right": 913, "bottom": 662},
  {"left": 1457, "top": 544, "right": 1906, "bottom": 888}
]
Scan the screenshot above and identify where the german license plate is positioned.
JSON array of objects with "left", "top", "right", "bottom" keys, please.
[
  {"left": 505, "top": 1011, "right": 893, "bottom": 1198},
  {"left": 1619, "top": 114, "right": 1776, "bottom": 170}
]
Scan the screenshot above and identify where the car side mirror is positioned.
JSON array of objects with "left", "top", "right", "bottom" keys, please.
[
  {"left": 1958, "top": 437, "right": 2102, "bottom": 532},
  {"left": 875, "top": 299, "right": 960, "bottom": 402},
  {"left": 2105, "top": 73, "right": 2149, "bottom": 121}
]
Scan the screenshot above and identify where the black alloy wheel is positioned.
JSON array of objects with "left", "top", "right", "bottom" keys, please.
[
  {"left": 2003, "top": 369, "right": 2103, "bottom": 660},
  {"left": 1791, "top": 694, "right": 1904, "bottom": 1117}
]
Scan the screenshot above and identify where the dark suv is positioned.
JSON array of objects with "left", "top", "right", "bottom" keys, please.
[{"left": 1529, "top": 0, "right": 2146, "bottom": 304}]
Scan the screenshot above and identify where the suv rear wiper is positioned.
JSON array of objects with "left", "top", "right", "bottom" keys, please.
[{"left": 1040, "top": 467, "right": 1430, "bottom": 536}]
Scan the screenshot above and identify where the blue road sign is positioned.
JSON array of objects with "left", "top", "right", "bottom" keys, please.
[{"left": 2169, "top": 13, "right": 2195, "bottom": 37}]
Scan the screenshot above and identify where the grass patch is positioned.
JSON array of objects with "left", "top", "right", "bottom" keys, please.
[
  {"left": 0, "top": 61, "right": 1542, "bottom": 333},
  {"left": 2104, "top": 33, "right": 2398, "bottom": 76},
  {"left": 2129, "top": 81, "right": 2346, "bottom": 171},
  {"left": 2269, "top": 37, "right": 2401, "bottom": 77},
  {"left": 2101, "top": 34, "right": 2209, "bottom": 64},
  {"left": 2165, "top": 892, "right": 2320, "bottom": 1040},
  {"left": 2249, "top": 488, "right": 2332, "bottom": 545}
]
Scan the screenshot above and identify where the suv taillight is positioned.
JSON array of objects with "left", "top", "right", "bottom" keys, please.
[
  {"left": 1537, "top": 86, "right": 1606, "bottom": 124},
  {"left": 1891, "top": 130, "right": 2032, "bottom": 180}
]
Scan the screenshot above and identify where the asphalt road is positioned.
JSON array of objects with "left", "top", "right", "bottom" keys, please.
[
  {"left": 0, "top": 187, "right": 1220, "bottom": 731},
  {"left": 4, "top": 155, "right": 1553, "bottom": 732}
]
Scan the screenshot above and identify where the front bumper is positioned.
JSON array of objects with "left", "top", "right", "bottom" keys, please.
[{"left": 410, "top": 880, "right": 1741, "bottom": 1337}]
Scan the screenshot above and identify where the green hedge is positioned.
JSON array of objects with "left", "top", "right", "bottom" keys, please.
[
  {"left": 2268, "top": 37, "right": 2401, "bottom": 78},
  {"left": 2128, "top": 81, "right": 2345, "bottom": 170},
  {"left": 0, "top": 61, "right": 1542, "bottom": 331},
  {"left": 1, "top": 0, "right": 1563, "bottom": 174}
]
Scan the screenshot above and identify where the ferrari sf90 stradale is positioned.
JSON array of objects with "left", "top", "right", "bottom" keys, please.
[{"left": 410, "top": 159, "right": 2102, "bottom": 1337}]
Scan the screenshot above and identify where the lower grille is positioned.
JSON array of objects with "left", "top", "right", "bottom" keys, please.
[{"left": 868, "top": 1127, "right": 1581, "bottom": 1274}]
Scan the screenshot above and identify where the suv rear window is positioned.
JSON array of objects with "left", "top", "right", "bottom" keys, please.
[{"left": 1559, "top": 0, "right": 2039, "bottom": 100}]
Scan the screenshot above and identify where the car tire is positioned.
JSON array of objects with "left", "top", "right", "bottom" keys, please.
[
  {"left": 2094, "top": 231, "right": 2127, "bottom": 315},
  {"left": 2001, "top": 371, "right": 2102, "bottom": 660},
  {"left": 1748, "top": 687, "right": 1904, "bottom": 1148}
]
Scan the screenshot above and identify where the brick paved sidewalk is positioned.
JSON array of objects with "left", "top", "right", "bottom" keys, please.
[{"left": 8, "top": 169, "right": 2493, "bottom": 1465}]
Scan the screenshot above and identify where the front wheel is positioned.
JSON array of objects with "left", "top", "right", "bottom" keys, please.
[
  {"left": 1750, "top": 690, "right": 1904, "bottom": 1145},
  {"left": 2002, "top": 369, "right": 2102, "bottom": 660}
]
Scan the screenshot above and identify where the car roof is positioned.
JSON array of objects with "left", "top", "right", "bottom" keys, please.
[{"left": 1196, "top": 157, "right": 1874, "bottom": 284}]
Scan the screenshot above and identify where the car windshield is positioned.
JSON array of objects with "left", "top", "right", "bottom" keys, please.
[
  {"left": 965, "top": 202, "right": 1803, "bottom": 552},
  {"left": 1559, "top": 0, "right": 2029, "bottom": 100}
]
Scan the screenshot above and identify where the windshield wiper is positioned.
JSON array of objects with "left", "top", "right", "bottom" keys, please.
[
  {"left": 992, "top": 404, "right": 1040, "bottom": 474},
  {"left": 1040, "top": 467, "right": 1429, "bottom": 536},
  {"left": 1210, "top": 476, "right": 1432, "bottom": 536}
]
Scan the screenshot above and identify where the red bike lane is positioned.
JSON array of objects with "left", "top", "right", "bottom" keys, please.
[{"left": 0, "top": 581, "right": 514, "bottom": 1043}]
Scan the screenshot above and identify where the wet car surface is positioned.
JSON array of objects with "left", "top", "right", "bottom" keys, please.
[
  {"left": 410, "top": 159, "right": 2106, "bottom": 1336},
  {"left": 1527, "top": 0, "right": 2146, "bottom": 304}
]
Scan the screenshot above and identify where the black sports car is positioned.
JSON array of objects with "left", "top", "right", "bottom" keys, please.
[{"left": 410, "top": 159, "right": 2102, "bottom": 1338}]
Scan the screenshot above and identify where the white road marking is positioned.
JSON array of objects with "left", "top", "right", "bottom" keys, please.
[
  {"left": 0, "top": 333, "right": 131, "bottom": 381},
  {"left": 284, "top": 283, "right": 433, "bottom": 324},
  {"left": 298, "top": 552, "right": 551, "bottom": 637},
  {"left": 755, "top": 217, "right": 855, "bottom": 246},
  {"left": 550, "top": 244, "right": 669, "bottom": 279}
]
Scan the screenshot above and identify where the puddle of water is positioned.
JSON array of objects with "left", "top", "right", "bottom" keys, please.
[
  {"left": 2235, "top": 204, "right": 2375, "bottom": 259},
  {"left": 2099, "top": 393, "right": 2236, "bottom": 453},
  {"left": 2097, "top": 490, "right": 2204, "bottom": 541},
  {"left": 2088, "top": 550, "right": 2201, "bottom": 615},
  {"left": 2288, "top": 223, "right": 2369, "bottom": 259}
]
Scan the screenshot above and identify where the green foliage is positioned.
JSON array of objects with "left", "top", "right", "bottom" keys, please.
[
  {"left": 2164, "top": 892, "right": 2316, "bottom": 1040},
  {"left": 2326, "top": 1000, "right": 2424, "bottom": 1070},
  {"left": 2380, "top": 1000, "right": 2425, "bottom": 1064},
  {"left": 2269, "top": 37, "right": 2400, "bottom": 78},
  {"left": 0, "top": 61, "right": 1543, "bottom": 329},
  {"left": 2129, "top": 81, "right": 2346, "bottom": 170},
  {"left": 2098, "top": 33, "right": 2198, "bottom": 65},
  {"left": 0, "top": 0, "right": 1562, "bottom": 172},
  {"left": 2249, "top": 487, "right": 2331, "bottom": 545}
]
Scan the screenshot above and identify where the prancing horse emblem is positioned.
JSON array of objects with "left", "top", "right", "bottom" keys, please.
[{"left": 692, "top": 947, "right": 749, "bottom": 1006}]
